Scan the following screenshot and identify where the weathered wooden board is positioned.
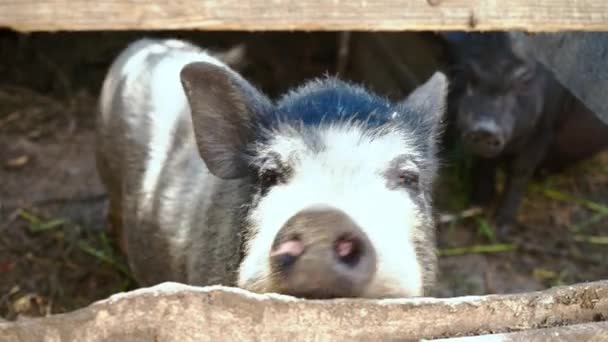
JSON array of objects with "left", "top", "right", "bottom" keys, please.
[
  {"left": 432, "top": 321, "right": 608, "bottom": 341},
  {"left": 1, "top": 280, "right": 608, "bottom": 341},
  {"left": 516, "top": 32, "right": 608, "bottom": 126},
  {"left": 1, "top": 0, "right": 608, "bottom": 33}
]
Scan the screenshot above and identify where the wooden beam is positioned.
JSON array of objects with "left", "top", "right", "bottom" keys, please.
[
  {"left": 2, "top": 280, "right": 608, "bottom": 340},
  {"left": 1, "top": 0, "right": 608, "bottom": 33},
  {"left": 433, "top": 321, "right": 608, "bottom": 341}
]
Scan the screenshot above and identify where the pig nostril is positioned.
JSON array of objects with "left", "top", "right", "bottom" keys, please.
[
  {"left": 270, "top": 238, "right": 304, "bottom": 270},
  {"left": 466, "top": 130, "right": 502, "bottom": 149},
  {"left": 334, "top": 235, "right": 362, "bottom": 267},
  {"left": 485, "top": 135, "right": 502, "bottom": 147},
  {"left": 336, "top": 239, "right": 354, "bottom": 258},
  {"left": 274, "top": 253, "right": 298, "bottom": 270}
]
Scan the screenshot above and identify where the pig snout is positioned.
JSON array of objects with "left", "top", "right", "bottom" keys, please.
[
  {"left": 269, "top": 207, "right": 377, "bottom": 299},
  {"left": 463, "top": 120, "right": 506, "bottom": 158}
]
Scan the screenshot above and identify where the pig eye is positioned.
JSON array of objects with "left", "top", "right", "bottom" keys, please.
[
  {"left": 518, "top": 73, "right": 534, "bottom": 87},
  {"left": 513, "top": 66, "right": 534, "bottom": 88},
  {"left": 397, "top": 170, "right": 419, "bottom": 189},
  {"left": 468, "top": 76, "right": 477, "bottom": 86},
  {"left": 260, "top": 168, "right": 281, "bottom": 189},
  {"left": 467, "top": 71, "right": 480, "bottom": 86}
]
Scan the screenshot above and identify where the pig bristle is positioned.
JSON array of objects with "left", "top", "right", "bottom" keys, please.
[{"left": 238, "top": 122, "right": 430, "bottom": 297}]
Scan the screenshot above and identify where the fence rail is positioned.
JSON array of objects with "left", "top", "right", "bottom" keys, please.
[{"left": 2, "top": 0, "right": 608, "bottom": 32}]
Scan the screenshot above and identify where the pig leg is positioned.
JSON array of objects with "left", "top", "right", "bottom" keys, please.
[
  {"left": 495, "top": 135, "right": 552, "bottom": 238},
  {"left": 106, "top": 198, "right": 127, "bottom": 256},
  {"left": 470, "top": 157, "right": 497, "bottom": 206}
]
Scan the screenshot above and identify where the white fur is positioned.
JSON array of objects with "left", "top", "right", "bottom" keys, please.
[
  {"left": 99, "top": 43, "right": 153, "bottom": 123},
  {"left": 238, "top": 124, "right": 426, "bottom": 298},
  {"left": 126, "top": 42, "right": 231, "bottom": 219}
]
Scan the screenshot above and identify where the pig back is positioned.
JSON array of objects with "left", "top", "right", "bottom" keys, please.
[
  {"left": 541, "top": 85, "right": 608, "bottom": 172},
  {"left": 95, "top": 39, "right": 245, "bottom": 287}
]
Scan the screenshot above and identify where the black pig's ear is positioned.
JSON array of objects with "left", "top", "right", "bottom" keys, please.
[
  {"left": 395, "top": 71, "right": 448, "bottom": 137},
  {"left": 180, "top": 61, "right": 272, "bottom": 179}
]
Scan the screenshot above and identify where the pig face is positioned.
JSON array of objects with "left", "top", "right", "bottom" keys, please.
[
  {"left": 451, "top": 33, "right": 546, "bottom": 158},
  {"left": 180, "top": 62, "right": 447, "bottom": 299}
]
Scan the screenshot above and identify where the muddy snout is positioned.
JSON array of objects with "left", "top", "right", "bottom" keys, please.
[
  {"left": 462, "top": 120, "right": 506, "bottom": 158},
  {"left": 269, "top": 207, "right": 377, "bottom": 299}
]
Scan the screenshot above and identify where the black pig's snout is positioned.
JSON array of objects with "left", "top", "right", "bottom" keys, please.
[
  {"left": 269, "top": 207, "right": 377, "bottom": 299},
  {"left": 463, "top": 120, "right": 506, "bottom": 157}
]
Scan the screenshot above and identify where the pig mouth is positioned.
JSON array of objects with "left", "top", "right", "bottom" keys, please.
[
  {"left": 461, "top": 126, "right": 507, "bottom": 158},
  {"left": 465, "top": 141, "right": 504, "bottom": 158}
]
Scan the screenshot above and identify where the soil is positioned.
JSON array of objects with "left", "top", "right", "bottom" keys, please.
[{"left": 1, "top": 30, "right": 606, "bottom": 321}]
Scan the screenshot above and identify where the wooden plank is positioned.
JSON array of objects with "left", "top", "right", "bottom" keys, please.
[
  {"left": 515, "top": 32, "right": 608, "bottom": 126},
  {"left": 2, "top": 280, "right": 608, "bottom": 340},
  {"left": 433, "top": 321, "right": 608, "bottom": 341},
  {"left": 1, "top": 0, "right": 608, "bottom": 33}
]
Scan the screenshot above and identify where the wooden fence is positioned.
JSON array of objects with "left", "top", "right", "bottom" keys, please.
[{"left": 1, "top": 0, "right": 608, "bottom": 32}]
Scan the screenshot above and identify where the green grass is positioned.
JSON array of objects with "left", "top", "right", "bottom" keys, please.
[
  {"left": 17, "top": 209, "right": 67, "bottom": 233},
  {"left": 435, "top": 138, "right": 474, "bottom": 213},
  {"left": 531, "top": 185, "right": 608, "bottom": 215},
  {"left": 528, "top": 181, "right": 608, "bottom": 232},
  {"left": 475, "top": 216, "right": 497, "bottom": 243},
  {"left": 438, "top": 244, "right": 516, "bottom": 257},
  {"left": 17, "top": 208, "right": 135, "bottom": 284}
]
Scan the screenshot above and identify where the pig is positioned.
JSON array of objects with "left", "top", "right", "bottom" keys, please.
[
  {"left": 95, "top": 38, "right": 448, "bottom": 299},
  {"left": 443, "top": 32, "right": 608, "bottom": 237}
]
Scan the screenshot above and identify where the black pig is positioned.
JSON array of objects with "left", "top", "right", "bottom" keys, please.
[{"left": 444, "top": 31, "right": 608, "bottom": 237}]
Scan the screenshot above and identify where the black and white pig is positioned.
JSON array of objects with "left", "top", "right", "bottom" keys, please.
[
  {"left": 443, "top": 32, "right": 608, "bottom": 237},
  {"left": 95, "top": 38, "right": 448, "bottom": 299}
]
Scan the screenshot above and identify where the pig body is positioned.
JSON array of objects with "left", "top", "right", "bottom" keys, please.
[
  {"left": 96, "top": 38, "right": 448, "bottom": 298},
  {"left": 444, "top": 32, "right": 608, "bottom": 236},
  {"left": 96, "top": 38, "right": 247, "bottom": 287}
]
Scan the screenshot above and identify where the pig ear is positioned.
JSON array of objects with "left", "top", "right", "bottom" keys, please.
[
  {"left": 396, "top": 71, "right": 448, "bottom": 134},
  {"left": 215, "top": 44, "right": 248, "bottom": 71},
  {"left": 180, "top": 61, "right": 271, "bottom": 179}
]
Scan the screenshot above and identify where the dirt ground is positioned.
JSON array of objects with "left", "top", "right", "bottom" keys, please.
[{"left": 1, "top": 30, "right": 607, "bottom": 321}]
